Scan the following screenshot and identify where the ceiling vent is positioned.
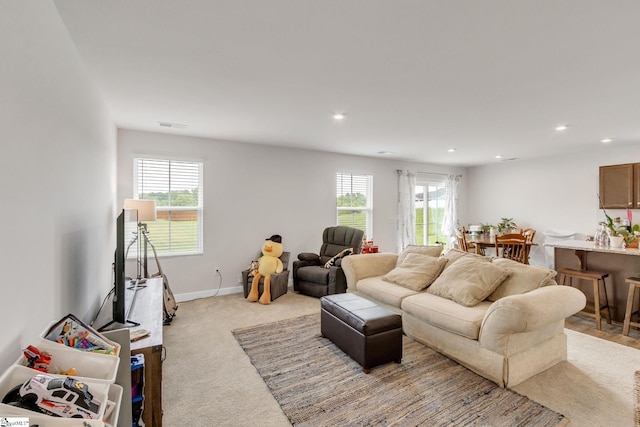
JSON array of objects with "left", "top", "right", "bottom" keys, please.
[{"left": 158, "top": 121, "right": 188, "bottom": 129}]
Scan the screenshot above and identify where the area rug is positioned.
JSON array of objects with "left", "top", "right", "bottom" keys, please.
[{"left": 232, "top": 314, "right": 567, "bottom": 426}]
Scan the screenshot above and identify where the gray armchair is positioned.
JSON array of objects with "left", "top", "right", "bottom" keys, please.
[
  {"left": 242, "top": 251, "right": 290, "bottom": 301},
  {"left": 293, "top": 226, "right": 364, "bottom": 297}
]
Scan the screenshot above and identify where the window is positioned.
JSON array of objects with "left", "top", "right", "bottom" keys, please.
[
  {"left": 336, "top": 173, "right": 373, "bottom": 238},
  {"left": 133, "top": 158, "right": 203, "bottom": 256},
  {"left": 415, "top": 176, "right": 446, "bottom": 245}
]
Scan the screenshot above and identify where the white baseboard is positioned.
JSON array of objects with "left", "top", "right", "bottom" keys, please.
[
  {"left": 175, "top": 285, "right": 243, "bottom": 303},
  {"left": 175, "top": 281, "right": 294, "bottom": 303}
]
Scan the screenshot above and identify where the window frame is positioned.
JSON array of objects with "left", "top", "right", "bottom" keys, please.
[
  {"left": 415, "top": 175, "right": 446, "bottom": 246},
  {"left": 336, "top": 172, "right": 374, "bottom": 239},
  {"left": 133, "top": 156, "right": 204, "bottom": 257}
]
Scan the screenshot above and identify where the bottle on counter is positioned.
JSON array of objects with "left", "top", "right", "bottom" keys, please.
[{"left": 595, "top": 224, "right": 608, "bottom": 247}]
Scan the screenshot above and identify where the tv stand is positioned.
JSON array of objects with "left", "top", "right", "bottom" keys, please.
[
  {"left": 97, "top": 318, "right": 140, "bottom": 332},
  {"left": 96, "top": 277, "right": 164, "bottom": 427}
]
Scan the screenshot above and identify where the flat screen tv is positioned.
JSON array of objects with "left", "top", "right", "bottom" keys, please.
[{"left": 98, "top": 209, "right": 140, "bottom": 331}]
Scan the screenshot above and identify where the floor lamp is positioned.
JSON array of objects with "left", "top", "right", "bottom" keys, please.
[{"left": 123, "top": 198, "right": 157, "bottom": 284}]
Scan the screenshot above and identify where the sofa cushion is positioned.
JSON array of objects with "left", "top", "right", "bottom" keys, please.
[
  {"left": 427, "top": 256, "right": 511, "bottom": 307},
  {"left": 487, "top": 258, "right": 558, "bottom": 301},
  {"left": 441, "top": 248, "right": 489, "bottom": 270},
  {"left": 382, "top": 253, "right": 447, "bottom": 291},
  {"left": 402, "top": 292, "right": 492, "bottom": 339},
  {"left": 356, "top": 277, "right": 419, "bottom": 310},
  {"left": 397, "top": 245, "right": 444, "bottom": 266}
]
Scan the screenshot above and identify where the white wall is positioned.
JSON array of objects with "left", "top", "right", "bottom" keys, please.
[
  {"left": 0, "top": 2, "right": 116, "bottom": 371},
  {"left": 466, "top": 144, "right": 640, "bottom": 267},
  {"left": 118, "top": 129, "right": 467, "bottom": 299}
]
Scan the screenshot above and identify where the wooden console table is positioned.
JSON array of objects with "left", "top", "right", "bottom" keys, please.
[{"left": 96, "top": 277, "right": 164, "bottom": 427}]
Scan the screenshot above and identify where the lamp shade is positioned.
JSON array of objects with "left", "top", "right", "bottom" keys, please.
[{"left": 123, "top": 199, "right": 157, "bottom": 222}]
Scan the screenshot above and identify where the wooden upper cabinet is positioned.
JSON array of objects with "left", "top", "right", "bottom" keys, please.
[
  {"left": 599, "top": 164, "right": 634, "bottom": 208},
  {"left": 635, "top": 164, "right": 640, "bottom": 209}
]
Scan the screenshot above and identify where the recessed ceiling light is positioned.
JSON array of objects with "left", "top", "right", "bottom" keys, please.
[
  {"left": 601, "top": 138, "right": 613, "bottom": 144},
  {"left": 555, "top": 124, "right": 569, "bottom": 132},
  {"left": 158, "top": 121, "right": 188, "bottom": 129},
  {"left": 495, "top": 155, "right": 503, "bottom": 159},
  {"left": 448, "top": 148, "right": 456, "bottom": 153},
  {"left": 332, "top": 113, "right": 346, "bottom": 120}
]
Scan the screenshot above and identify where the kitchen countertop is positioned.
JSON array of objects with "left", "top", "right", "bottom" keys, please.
[{"left": 544, "top": 239, "right": 640, "bottom": 256}]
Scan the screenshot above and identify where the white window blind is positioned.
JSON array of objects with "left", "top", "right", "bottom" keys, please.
[
  {"left": 336, "top": 172, "right": 373, "bottom": 238},
  {"left": 134, "top": 158, "right": 203, "bottom": 256}
]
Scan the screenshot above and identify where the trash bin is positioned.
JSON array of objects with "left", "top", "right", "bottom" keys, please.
[{"left": 543, "top": 229, "right": 576, "bottom": 269}]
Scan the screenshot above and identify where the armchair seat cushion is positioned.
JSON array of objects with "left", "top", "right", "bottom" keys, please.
[{"left": 295, "top": 265, "right": 330, "bottom": 285}]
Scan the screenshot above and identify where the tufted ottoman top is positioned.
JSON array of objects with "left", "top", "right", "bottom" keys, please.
[{"left": 321, "top": 293, "right": 401, "bottom": 336}]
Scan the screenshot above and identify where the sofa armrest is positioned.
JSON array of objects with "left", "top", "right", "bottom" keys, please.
[
  {"left": 480, "top": 285, "right": 586, "bottom": 336},
  {"left": 341, "top": 253, "right": 398, "bottom": 291}
]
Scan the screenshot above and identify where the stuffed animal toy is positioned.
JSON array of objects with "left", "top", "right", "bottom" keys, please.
[
  {"left": 247, "top": 260, "right": 259, "bottom": 278},
  {"left": 247, "top": 234, "right": 284, "bottom": 305}
]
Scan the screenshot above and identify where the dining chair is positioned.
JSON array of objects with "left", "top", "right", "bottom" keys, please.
[
  {"left": 522, "top": 228, "right": 536, "bottom": 243},
  {"left": 495, "top": 233, "right": 528, "bottom": 264},
  {"left": 522, "top": 228, "right": 536, "bottom": 263},
  {"left": 455, "top": 228, "right": 477, "bottom": 253}
]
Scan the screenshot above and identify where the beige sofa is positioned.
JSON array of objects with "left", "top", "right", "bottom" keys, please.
[{"left": 341, "top": 247, "right": 586, "bottom": 388}]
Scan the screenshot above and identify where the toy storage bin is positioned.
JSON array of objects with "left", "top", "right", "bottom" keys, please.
[
  {"left": 0, "top": 365, "right": 110, "bottom": 421},
  {"left": 103, "top": 382, "right": 123, "bottom": 427},
  {"left": 40, "top": 320, "right": 121, "bottom": 357},
  {"left": 16, "top": 338, "right": 119, "bottom": 384}
]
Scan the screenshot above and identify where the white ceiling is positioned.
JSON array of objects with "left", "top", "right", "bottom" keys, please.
[{"left": 53, "top": 0, "right": 640, "bottom": 166}]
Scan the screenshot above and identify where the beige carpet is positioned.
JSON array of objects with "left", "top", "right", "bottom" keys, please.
[
  {"left": 635, "top": 371, "right": 640, "bottom": 426},
  {"left": 162, "top": 292, "right": 639, "bottom": 426},
  {"left": 233, "top": 314, "right": 565, "bottom": 426}
]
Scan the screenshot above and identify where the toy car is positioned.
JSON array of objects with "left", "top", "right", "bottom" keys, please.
[{"left": 18, "top": 374, "right": 102, "bottom": 419}]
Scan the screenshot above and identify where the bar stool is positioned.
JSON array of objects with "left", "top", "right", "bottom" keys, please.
[
  {"left": 557, "top": 268, "right": 611, "bottom": 330},
  {"left": 623, "top": 277, "right": 640, "bottom": 336}
]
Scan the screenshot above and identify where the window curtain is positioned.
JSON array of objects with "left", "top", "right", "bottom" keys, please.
[
  {"left": 397, "top": 170, "right": 416, "bottom": 253},
  {"left": 441, "top": 174, "right": 461, "bottom": 249}
]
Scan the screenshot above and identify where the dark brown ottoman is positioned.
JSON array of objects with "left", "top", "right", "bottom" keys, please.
[{"left": 320, "top": 293, "right": 402, "bottom": 373}]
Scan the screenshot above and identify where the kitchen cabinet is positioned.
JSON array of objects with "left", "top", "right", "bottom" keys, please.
[{"left": 599, "top": 163, "right": 637, "bottom": 209}]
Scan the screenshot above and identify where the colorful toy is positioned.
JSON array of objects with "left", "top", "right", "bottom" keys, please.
[
  {"left": 247, "top": 260, "right": 259, "bottom": 278},
  {"left": 17, "top": 374, "right": 102, "bottom": 419},
  {"left": 23, "top": 346, "right": 52, "bottom": 373},
  {"left": 247, "top": 234, "right": 283, "bottom": 305}
]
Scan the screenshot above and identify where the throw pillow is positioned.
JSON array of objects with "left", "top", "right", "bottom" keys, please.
[
  {"left": 441, "top": 248, "right": 489, "bottom": 270},
  {"left": 382, "top": 253, "right": 448, "bottom": 291},
  {"left": 486, "top": 258, "right": 557, "bottom": 301},
  {"left": 324, "top": 248, "right": 353, "bottom": 268},
  {"left": 427, "top": 256, "right": 511, "bottom": 307},
  {"left": 397, "top": 245, "right": 444, "bottom": 266}
]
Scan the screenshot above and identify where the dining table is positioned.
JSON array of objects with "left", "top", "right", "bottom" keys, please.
[{"left": 465, "top": 233, "right": 537, "bottom": 258}]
